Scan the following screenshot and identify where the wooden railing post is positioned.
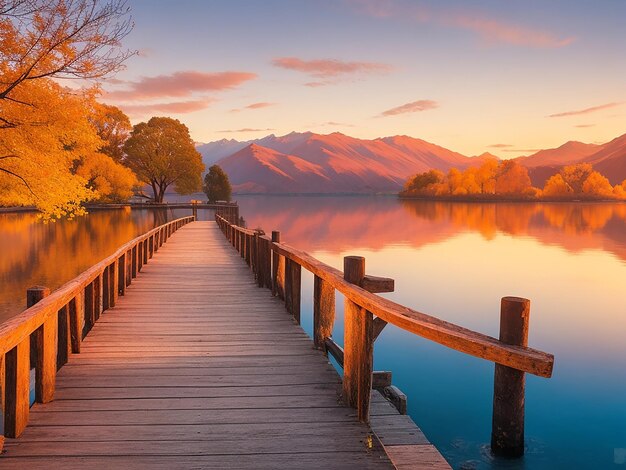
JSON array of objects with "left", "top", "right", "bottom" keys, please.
[
  {"left": 57, "top": 305, "right": 70, "bottom": 370},
  {"left": 284, "top": 258, "right": 301, "bottom": 323},
  {"left": 69, "top": 292, "right": 83, "bottom": 353},
  {"left": 271, "top": 231, "right": 285, "bottom": 299},
  {"left": 314, "top": 275, "right": 335, "bottom": 349},
  {"left": 27, "top": 287, "right": 57, "bottom": 405},
  {"left": 131, "top": 245, "right": 138, "bottom": 278},
  {"left": 491, "top": 297, "right": 530, "bottom": 457},
  {"left": 343, "top": 256, "right": 374, "bottom": 423},
  {"left": 111, "top": 260, "right": 119, "bottom": 307},
  {"left": 4, "top": 335, "right": 30, "bottom": 437},
  {"left": 118, "top": 254, "right": 126, "bottom": 296}
]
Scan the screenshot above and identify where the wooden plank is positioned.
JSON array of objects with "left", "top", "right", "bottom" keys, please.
[{"left": 0, "top": 221, "right": 397, "bottom": 468}]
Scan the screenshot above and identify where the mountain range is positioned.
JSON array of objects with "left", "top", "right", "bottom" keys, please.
[{"left": 196, "top": 131, "right": 626, "bottom": 194}]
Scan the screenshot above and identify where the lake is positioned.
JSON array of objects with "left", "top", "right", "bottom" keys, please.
[{"left": 1, "top": 196, "right": 625, "bottom": 469}]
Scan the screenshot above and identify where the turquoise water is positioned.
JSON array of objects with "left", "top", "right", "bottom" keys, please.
[{"left": 1, "top": 197, "right": 625, "bottom": 468}]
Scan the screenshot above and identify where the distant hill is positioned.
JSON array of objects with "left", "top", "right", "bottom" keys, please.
[
  {"left": 215, "top": 132, "right": 484, "bottom": 194},
  {"left": 519, "top": 133, "right": 626, "bottom": 186},
  {"left": 585, "top": 133, "right": 626, "bottom": 184},
  {"left": 199, "top": 131, "right": 626, "bottom": 194},
  {"left": 517, "top": 141, "right": 601, "bottom": 168}
]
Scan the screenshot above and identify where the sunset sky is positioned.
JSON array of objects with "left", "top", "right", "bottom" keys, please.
[{"left": 102, "top": 0, "right": 626, "bottom": 157}]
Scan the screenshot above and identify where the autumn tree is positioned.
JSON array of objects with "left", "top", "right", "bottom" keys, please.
[
  {"left": 89, "top": 103, "right": 132, "bottom": 162},
  {"left": 203, "top": 165, "right": 232, "bottom": 202},
  {"left": 0, "top": 0, "right": 134, "bottom": 217},
  {"left": 542, "top": 174, "right": 572, "bottom": 198},
  {"left": 495, "top": 160, "right": 532, "bottom": 196},
  {"left": 581, "top": 171, "right": 614, "bottom": 199},
  {"left": 75, "top": 152, "right": 139, "bottom": 203},
  {"left": 560, "top": 163, "right": 593, "bottom": 194},
  {"left": 123, "top": 117, "right": 205, "bottom": 203}
]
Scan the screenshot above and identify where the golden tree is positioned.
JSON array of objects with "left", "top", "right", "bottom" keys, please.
[
  {"left": 0, "top": 0, "right": 133, "bottom": 217},
  {"left": 123, "top": 117, "right": 205, "bottom": 203}
]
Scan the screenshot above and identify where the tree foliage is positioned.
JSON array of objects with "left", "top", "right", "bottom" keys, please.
[
  {"left": 89, "top": 102, "right": 132, "bottom": 162},
  {"left": 0, "top": 0, "right": 133, "bottom": 104},
  {"left": 401, "top": 159, "right": 625, "bottom": 201},
  {"left": 123, "top": 117, "right": 205, "bottom": 203},
  {"left": 203, "top": 164, "right": 232, "bottom": 202},
  {"left": 0, "top": 0, "right": 134, "bottom": 218},
  {"left": 75, "top": 151, "right": 138, "bottom": 203}
]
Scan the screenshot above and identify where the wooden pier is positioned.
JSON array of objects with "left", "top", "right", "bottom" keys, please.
[{"left": 0, "top": 216, "right": 554, "bottom": 469}]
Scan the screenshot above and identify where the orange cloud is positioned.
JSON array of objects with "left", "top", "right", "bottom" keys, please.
[
  {"left": 272, "top": 57, "right": 392, "bottom": 78},
  {"left": 346, "top": 0, "right": 574, "bottom": 48},
  {"left": 488, "top": 143, "right": 513, "bottom": 148},
  {"left": 575, "top": 124, "right": 595, "bottom": 128},
  {"left": 120, "top": 99, "right": 213, "bottom": 116},
  {"left": 106, "top": 71, "right": 257, "bottom": 101},
  {"left": 548, "top": 102, "right": 623, "bottom": 118},
  {"left": 379, "top": 100, "right": 438, "bottom": 117}
]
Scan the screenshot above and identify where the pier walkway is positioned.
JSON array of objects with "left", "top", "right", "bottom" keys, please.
[{"left": 1, "top": 222, "right": 414, "bottom": 469}]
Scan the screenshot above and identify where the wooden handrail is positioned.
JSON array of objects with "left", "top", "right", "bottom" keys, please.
[
  {"left": 215, "top": 213, "right": 555, "bottom": 457},
  {"left": 217, "top": 216, "right": 553, "bottom": 378},
  {"left": 0, "top": 215, "right": 195, "bottom": 438}
]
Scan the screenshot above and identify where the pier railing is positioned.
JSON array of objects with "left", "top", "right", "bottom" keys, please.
[
  {"left": 0, "top": 216, "right": 194, "bottom": 440},
  {"left": 215, "top": 214, "right": 554, "bottom": 457}
]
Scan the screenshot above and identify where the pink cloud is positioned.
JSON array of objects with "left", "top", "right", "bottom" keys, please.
[
  {"left": 120, "top": 99, "right": 213, "bottom": 117},
  {"left": 346, "top": 0, "right": 574, "bottom": 48},
  {"left": 548, "top": 102, "right": 622, "bottom": 118},
  {"left": 380, "top": 99, "right": 438, "bottom": 117},
  {"left": 106, "top": 71, "right": 257, "bottom": 101},
  {"left": 231, "top": 102, "right": 276, "bottom": 112},
  {"left": 218, "top": 128, "right": 275, "bottom": 133},
  {"left": 272, "top": 57, "right": 393, "bottom": 78},
  {"left": 488, "top": 143, "right": 513, "bottom": 149},
  {"left": 575, "top": 124, "right": 595, "bottom": 128}
]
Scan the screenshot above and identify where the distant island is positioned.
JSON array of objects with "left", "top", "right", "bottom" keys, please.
[{"left": 196, "top": 131, "right": 626, "bottom": 197}]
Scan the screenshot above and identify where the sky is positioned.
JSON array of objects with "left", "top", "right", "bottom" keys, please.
[{"left": 101, "top": 0, "right": 626, "bottom": 157}]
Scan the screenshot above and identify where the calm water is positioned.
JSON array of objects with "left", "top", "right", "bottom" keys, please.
[{"left": 1, "top": 197, "right": 625, "bottom": 469}]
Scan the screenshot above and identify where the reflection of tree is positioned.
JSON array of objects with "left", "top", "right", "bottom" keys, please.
[
  {"left": 0, "top": 209, "right": 166, "bottom": 322},
  {"left": 400, "top": 200, "right": 626, "bottom": 237}
]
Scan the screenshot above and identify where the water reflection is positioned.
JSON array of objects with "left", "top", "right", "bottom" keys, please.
[
  {"left": 0, "top": 208, "right": 175, "bottom": 322},
  {"left": 236, "top": 197, "right": 626, "bottom": 263}
]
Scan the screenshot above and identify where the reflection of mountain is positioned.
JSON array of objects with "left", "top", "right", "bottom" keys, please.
[{"left": 237, "top": 197, "right": 626, "bottom": 262}]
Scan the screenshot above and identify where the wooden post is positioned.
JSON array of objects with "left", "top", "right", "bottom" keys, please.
[
  {"left": 131, "top": 245, "right": 138, "bottom": 278},
  {"left": 143, "top": 238, "right": 148, "bottom": 264},
  {"left": 27, "top": 287, "right": 56, "bottom": 404},
  {"left": 94, "top": 274, "right": 102, "bottom": 321},
  {"left": 111, "top": 260, "right": 119, "bottom": 307},
  {"left": 4, "top": 337, "right": 30, "bottom": 437},
  {"left": 272, "top": 232, "right": 285, "bottom": 299},
  {"left": 69, "top": 292, "right": 83, "bottom": 353},
  {"left": 102, "top": 265, "right": 110, "bottom": 312},
  {"left": 57, "top": 305, "right": 70, "bottom": 370},
  {"left": 263, "top": 238, "right": 273, "bottom": 290},
  {"left": 245, "top": 233, "right": 251, "bottom": 266},
  {"left": 288, "top": 260, "right": 301, "bottom": 323},
  {"left": 83, "top": 282, "right": 95, "bottom": 338},
  {"left": 491, "top": 296, "right": 530, "bottom": 458},
  {"left": 314, "top": 275, "right": 335, "bottom": 349},
  {"left": 256, "top": 234, "right": 264, "bottom": 288},
  {"left": 118, "top": 254, "right": 126, "bottom": 296},
  {"left": 126, "top": 249, "right": 132, "bottom": 287},
  {"left": 343, "top": 256, "right": 373, "bottom": 423},
  {"left": 137, "top": 241, "right": 143, "bottom": 272}
]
